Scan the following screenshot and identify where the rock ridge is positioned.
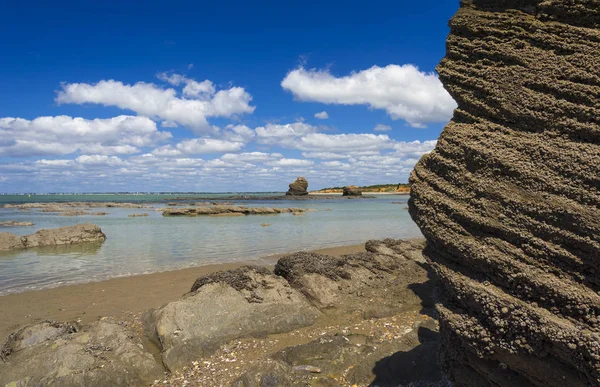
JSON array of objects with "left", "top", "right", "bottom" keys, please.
[{"left": 409, "top": 1, "right": 600, "bottom": 386}]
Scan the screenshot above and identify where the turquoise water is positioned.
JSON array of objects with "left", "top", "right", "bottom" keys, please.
[{"left": 0, "top": 194, "right": 420, "bottom": 295}]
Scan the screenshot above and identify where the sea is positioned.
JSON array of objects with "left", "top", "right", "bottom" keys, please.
[{"left": 0, "top": 193, "right": 422, "bottom": 295}]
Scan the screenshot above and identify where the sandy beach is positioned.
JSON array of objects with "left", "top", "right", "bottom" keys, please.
[{"left": 0, "top": 243, "right": 365, "bottom": 342}]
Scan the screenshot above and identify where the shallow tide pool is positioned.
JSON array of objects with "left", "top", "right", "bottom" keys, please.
[{"left": 0, "top": 194, "right": 421, "bottom": 295}]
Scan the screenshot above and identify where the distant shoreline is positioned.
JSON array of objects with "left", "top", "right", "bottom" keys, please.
[{"left": 308, "top": 192, "right": 409, "bottom": 196}]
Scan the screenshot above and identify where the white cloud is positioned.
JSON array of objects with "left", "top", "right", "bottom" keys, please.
[
  {"left": 222, "top": 125, "right": 256, "bottom": 142},
  {"left": 56, "top": 77, "right": 255, "bottom": 133},
  {"left": 221, "top": 152, "right": 283, "bottom": 162},
  {"left": 314, "top": 111, "right": 329, "bottom": 119},
  {"left": 281, "top": 64, "right": 456, "bottom": 128},
  {"left": 75, "top": 155, "right": 125, "bottom": 167},
  {"left": 255, "top": 122, "right": 318, "bottom": 147},
  {"left": 0, "top": 115, "right": 171, "bottom": 157},
  {"left": 152, "top": 138, "right": 245, "bottom": 156},
  {"left": 266, "top": 158, "right": 315, "bottom": 167},
  {"left": 301, "top": 152, "right": 350, "bottom": 160},
  {"left": 374, "top": 124, "right": 392, "bottom": 132}
]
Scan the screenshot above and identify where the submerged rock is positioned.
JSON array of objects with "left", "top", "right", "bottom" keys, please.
[
  {"left": 409, "top": 1, "right": 600, "bottom": 385},
  {"left": 0, "top": 223, "right": 106, "bottom": 252},
  {"left": 0, "top": 319, "right": 163, "bottom": 386},
  {"left": 142, "top": 266, "right": 321, "bottom": 371},
  {"left": 286, "top": 177, "right": 309, "bottom": 196},
  {"left": 342, "top": 185, "right": 362, "bottom": 196}
]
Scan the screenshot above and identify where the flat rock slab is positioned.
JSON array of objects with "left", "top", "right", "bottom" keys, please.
[
  {"left": 0, "top": 319, "right": 163, "bottom": 387},
  {"left": 162, "top": 205, "right": 312, "bottom": 216},
  {"left": 143, "top": 266, "right": 322, "bottom": 371},
  {"left": 0, "top": 223, "right": 106, "bottom": 252},
  {"left": 0, "top": 221, "right": 35, "bottom": 227}
]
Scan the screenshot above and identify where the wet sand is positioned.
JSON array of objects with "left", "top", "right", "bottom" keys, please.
[{"left": 0, "top": 243, "right": 365, "bottom": 342}]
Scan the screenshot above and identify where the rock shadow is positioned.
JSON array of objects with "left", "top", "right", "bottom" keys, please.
[{"left": 370, "top": 327, "right": 446, "bottom": 387}]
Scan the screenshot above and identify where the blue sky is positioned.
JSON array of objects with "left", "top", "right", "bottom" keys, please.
[{"left": 0, "top": 0, "right": 459, "bottom": 193}]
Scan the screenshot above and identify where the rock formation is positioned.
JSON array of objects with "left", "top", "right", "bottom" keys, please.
[
  {"left": 286, "top": 177, "right": 309, "bottom": 196},
  {"left": 342, "top": 185, "right": 363, "bottom": 196},
  {"left": 0, "top": 221, "right": 34, "bottom": 227},
  {"left": 0, "top": 224, "right": 107, "bottom": 252},
  {"left": 0, "top": 319, "right": 163, "bottom": 386},
  {"left": 409, "top": 1, "right": 600, "bottom": 386},
  {"left": 162, "top": 205, "right": 312, "bottom": 216},
  {"left": 1, "top": 238, "right": 440, "bottom": 385},
  {"left": 142, "top": 266, "right": 322, "bottom": 371}
]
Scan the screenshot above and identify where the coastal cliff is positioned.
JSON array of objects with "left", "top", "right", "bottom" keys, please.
[{"left": 409, "top": 0, "right": 600, "bottom": 386}]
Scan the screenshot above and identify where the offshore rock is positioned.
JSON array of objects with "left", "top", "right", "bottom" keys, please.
[
  {"left": 342, "top": 185, "right": 363, "bottom": 196},
  {"left": 286, "top": 177, "right": 309, "bottom": 196},
  {"left": 409, "top": 1, "right": 600, "bottom": 386},
  {"left": 0, "top": 223, "right": 107, "bottom": 252},
  {"left": 142, "top": 266, "right": 321, "bottom": 371}
]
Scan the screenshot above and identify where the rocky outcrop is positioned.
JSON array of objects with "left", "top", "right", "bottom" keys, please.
[
  {"left": 409, "top": 1, "right": 600, "bottom": 386},
  {"left": 0, "top": 221, "right": 34, "bottom": 227},
  {"left": 0, "top": 224, "right": 107, "bottom": 252},
  {"left": 162, "top": 205, "right": 312, "bottom": 216},
  {"left": 342, "top": 185, "right": 363, "bottom": 196},
  {"left": 286, "top": 177, "right": 309, "bottom": 196},
  {"left": 0, "top": 319, "right": 163, "bottom": 386},
  {"left": 142, "top": 266, "right": 322, "bottom": 371},
  {"left": 275, "top": 239, "right": 433, "bottom": 316},
  {"left": 128, "top": 213, "right": 149, "bottom": 217}
]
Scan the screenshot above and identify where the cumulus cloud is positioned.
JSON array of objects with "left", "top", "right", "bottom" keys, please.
[
  {"left": 266, "top": 158, "right": 315, "bottom": 167},
  {"left": 281, "top": 64, "right": 457, "bottom": 128},
  {"left": 255, "top": 122, "right": 318, "bottom": 147},
  {"left": 56, "top": 76, "right": 255, "bottom": 133},
  {"left": 374, "top": 124, "right": 392, "bottom": 132},
  {"left": 0, "top": 115, "right": 171, "bottom": 157},
  {"left": 152, "top": 138, "right": 245, "bottom": 157},
  {"left": 314, "top": 111, "right": 329, "bottom": 119}
]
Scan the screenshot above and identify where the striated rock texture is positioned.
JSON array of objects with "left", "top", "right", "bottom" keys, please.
[
  {"left": 286, "top": 176, "right": 309, "bottom": 196},
  {"left": 409, "top": 1, "right": 600, "bottom": 386},
  {"left": 0, "top": 223, "right": 106, "bottom": 252}
]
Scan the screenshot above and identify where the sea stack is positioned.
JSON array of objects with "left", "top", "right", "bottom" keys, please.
[
  {"left": 409, "top": 1, "right": 600, "bottom": 386},
  {"left": 342, "top": 186, "right": 362, "bottom": 196},
  {"left": 286, "top": 177, "right": 309, "bottom": 196}
]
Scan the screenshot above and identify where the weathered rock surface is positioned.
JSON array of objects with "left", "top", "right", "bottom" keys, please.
[
  {"left": 286, "top": 177, "right": 309, "bottom": 196},
  {"left": 342, "top": 185, "right": 363, "bottom": 196},
  {"left": 233, "top": 321, "right": 443, "bottom": 387},
  {"left": 162, "top": 205, "right": 312, "bottom": 217},
  {"left": 0, "top": 224, "right": 107, "bottom": 252},
  {"left": 143, "top": 266, "right": 322, "bottom": 371},
  {"left": 409, "top": 1, "right": 600, "bottom": 386},
  {"left": 275, "top": 239, "right": 434, "bottom": 317},
  {"left": 0, "top": 319, "right": 163, "bottom": 386},
  {"left": 0, "top": 221, "right": 34, "bottom": 227}
]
